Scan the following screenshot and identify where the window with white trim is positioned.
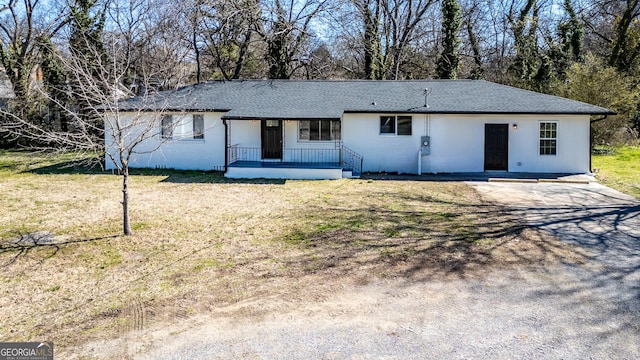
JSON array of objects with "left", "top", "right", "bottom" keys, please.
[
  {"left": 161, "top": 115, "right": 173, "bottom": 139},
  {"left": 539, "top": 122, "right": 557, "bottom": 155},
  {"left": 193, "top": 114, "right": 204, "bottom": 139},
  {"left": 299, "top": 120, "right": 341, "bottom": 141},
  {"left": 380, "top": 115, "right": 412, "bottom": 135},
  {"left": 160, "top": 114, "right": 205, "bottom": 140}
]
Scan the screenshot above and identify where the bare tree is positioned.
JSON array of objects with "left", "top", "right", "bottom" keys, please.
[
  {"left": 0, "top": 2, "right": 186, "bottom": 236},
  {"left": 257, "top": 0, "right": 331, "bottom": 79},
  {"left": 197, "top": 0, "right": 264, "bottom": 80},
  {"left": 339, "top": 0, "right": 437, "bottom": 79}
]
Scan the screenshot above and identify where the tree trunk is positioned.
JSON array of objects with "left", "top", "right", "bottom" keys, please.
[
  {"left": 609, "top": 0, "right": 640, "bottom": 71},
  {"left": 122, "top": 167, "right": 132, "bottom": 236},
  {"left": 362, "top": 0, "right": 383, "bottom": 80},
  {"left": 193, "top": 29, "right": 201, "bottom": 83},
  {"left": 466, "top": 17, "right": 484, "bottom": 79}
]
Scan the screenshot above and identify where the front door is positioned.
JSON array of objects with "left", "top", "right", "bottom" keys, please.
[
  {"left": 261, "top": 120, "right": 283, "bottom": 159},
  {"left": 484, "top": 124, "right": 509, "bottom": 171}
]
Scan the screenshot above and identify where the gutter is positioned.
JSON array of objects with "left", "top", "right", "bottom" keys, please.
[
  {"left": 589, "top": 115, "right": 608, "bottom": 172},
  {"left": 590, "top": 115, "right": 609, "bottom": 123},
  {"left": 223, "top": 119, "right": 228, "bottom": 175}
]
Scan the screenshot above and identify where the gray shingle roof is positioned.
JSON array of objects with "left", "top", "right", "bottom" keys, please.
[{"left": 119, "top": 79, "right": 614, "bottom": 118}]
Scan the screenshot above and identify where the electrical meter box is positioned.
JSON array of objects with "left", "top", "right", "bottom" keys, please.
[{"left": 421, "top": 136, "right": 430, "bottom": 155}]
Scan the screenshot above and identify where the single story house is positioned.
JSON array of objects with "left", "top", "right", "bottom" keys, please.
[{"left": 105, "top": 80, "right": 614, "bottom": 179}]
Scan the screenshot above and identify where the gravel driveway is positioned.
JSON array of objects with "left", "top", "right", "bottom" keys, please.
[{"left": 139, "top": 181, "right": 640, "bottom": 360}]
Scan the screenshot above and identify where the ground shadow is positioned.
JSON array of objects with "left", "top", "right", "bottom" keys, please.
[
  {"left": 22, "top": 159, "right": 104, "bottom": 175},
  {"left": 157, "top": 171, "right": 286, "bottom": 185},
  {"left": 0, "top": 232, "right": 118, "bottom": 267},
  {"left": 23, "top": 159, "right": 287, "bottom": 185},
  {"left": 362, "top": 172, "right": 588, "bottom": 182}
]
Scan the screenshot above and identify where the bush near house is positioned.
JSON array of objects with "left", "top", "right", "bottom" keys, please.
[{"left": 593, "top": 146, "right": 640, "bottom": 199}]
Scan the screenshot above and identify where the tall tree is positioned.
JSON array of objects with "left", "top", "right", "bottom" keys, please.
[
  {"left": 38, "top": 35, "right": 69, "bottom": 131},
  {"left": 1, "top": 4, "right": 182, "bottom": 236},
  {"left": 608, "top": 0, "right": 640, "bottom": 73},
  {"left": 464, "top": 14, "right": 483, "bottom": 79},
  {"left": 359, "top": 0, "right": 384, "bottom": 79},
  {"left": 348, "top": 0, "right": 436, "bottom": 79},
  {"left": 259, "top": 0, "right": 328, "bottom": 79},
  {"left": 68, "top": 0, "right": 108, "bottom": 124},
  {"left": 507, "top": 0, "right": 542, "bottom": 88},
  {"left": 547, "top": 0, "right": 583, "bottom": 81},
  {"left": 559, "top": 0, "right": 582, "bottom": 63},
  {"left": 0, "top": 0, "right": 67, "bottom": 119},
  {"left": 436, "top": 0, "right": 462, "bottom": 79}
]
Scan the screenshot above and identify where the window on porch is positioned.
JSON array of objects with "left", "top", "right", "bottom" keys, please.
[{"left": 299, "top": 120, "right": 341, "bottom": 141}]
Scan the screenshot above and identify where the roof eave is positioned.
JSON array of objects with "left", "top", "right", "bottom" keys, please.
[
  {"left": 222, "top": 115, "right": 341, "bottom": 121},
  {"left": 343, "top": 110, "right": 617, "bottom": 116},
  {"left": 116, "top": 108, "right": 230, "bottom": 113}
]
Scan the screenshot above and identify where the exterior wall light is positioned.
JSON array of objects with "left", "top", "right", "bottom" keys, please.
[{"left": 512, "top": 123, "right": 518, "bottom": 130}]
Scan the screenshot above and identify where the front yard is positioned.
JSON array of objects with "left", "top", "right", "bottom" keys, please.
[
  {"left": 592, "top": 146, "right": 640, "bottom": 199},
  {"left": 0, "top": 151, "right": 585, "bottom": 356}
]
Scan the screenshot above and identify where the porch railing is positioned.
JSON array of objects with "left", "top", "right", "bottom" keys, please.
[
  {"left": 228, "top": 145, "right": 363, "bottom": 175},
  {"left": 340, "top": 146, "right": 363, "bottom": 175}
]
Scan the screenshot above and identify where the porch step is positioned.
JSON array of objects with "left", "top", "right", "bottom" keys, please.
[{"left": 342, "top": 169, "right": 360, "bottom": 179}]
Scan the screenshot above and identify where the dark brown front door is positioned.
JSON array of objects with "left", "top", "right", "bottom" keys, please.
[
  {"left": 484, "top": 124, "right": 509, "bottom": 171},
  {"left": 261, "top": 120, "right": 283, "bottom": 159}
]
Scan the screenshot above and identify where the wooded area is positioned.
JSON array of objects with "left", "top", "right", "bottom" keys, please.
[{"left": 1, "top": 0, "right": 639, "bottom": 147}]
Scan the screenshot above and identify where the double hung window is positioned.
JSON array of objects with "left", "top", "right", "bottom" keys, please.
[{"left": 539, "top": 122, "right": 557, "bottom": 155}]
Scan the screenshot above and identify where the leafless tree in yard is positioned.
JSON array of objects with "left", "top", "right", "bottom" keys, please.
[{"left": 1, "top": 0, "right": 187, "bottom": 236}]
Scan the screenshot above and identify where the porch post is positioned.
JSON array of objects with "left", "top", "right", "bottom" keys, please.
[{"left": 223, "top": 119, "right": 228, "bottom": 173}]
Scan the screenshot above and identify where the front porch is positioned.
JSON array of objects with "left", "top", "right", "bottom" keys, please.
[{"left": 226, "top": 146, "right": 362, "bottom": 180}]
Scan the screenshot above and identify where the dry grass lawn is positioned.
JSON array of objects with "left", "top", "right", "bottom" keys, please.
[
  {"left": 0, "top": 151, "right": 587, "bottom": 357},
  {"left": 593, "top": 146, "right": 640, "bottom": 199}
]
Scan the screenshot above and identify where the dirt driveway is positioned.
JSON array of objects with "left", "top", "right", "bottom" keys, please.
[{"left": 92, "top": 181, "right": 640, "bottom": 359}]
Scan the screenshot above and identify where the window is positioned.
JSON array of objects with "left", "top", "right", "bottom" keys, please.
[
  {"left": 380, "top": 116, "right": 395, "bottom": 134},
  {"left": 380, "top": 115, "right": 412, "bottom": 135},
  {"left": 161, "top": 114, "right": 205, "bottom": 140},
  {"left": 539, "top": 122, "right": 557, "bottom": 155},
  {"left": 161, "top": 115, "right": 173, "bottom": 139},
  {"left": 299, "top": 120, "right": 341, "bottom": 141},
  {"left": 193, "top": 114, "right": 204, "bottom": 139},
  {"left": 397, "top": 116, "right": 412, "bottom": 135}
]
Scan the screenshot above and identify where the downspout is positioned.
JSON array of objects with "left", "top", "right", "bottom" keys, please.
[
  {"left": 223, "top": 118, "right": 228, "bottom": 174},
  {"left": 589, "top": 115, "right": 608, "bottom": 172}
]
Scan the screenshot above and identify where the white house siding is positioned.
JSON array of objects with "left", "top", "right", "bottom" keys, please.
[
  {"left": 282, "top": 120, "right": 340, "bottom": 162},
  {"left": 422, "top": 114, "right": 590, "bottom": 174},
  {"left": 341, "top": 113, "right": 591, "bottom": 174},
  {"left": 341, "top": 113, "right": 427, "bottom": 174},
  {"left": 228, "top": 120, "right": 260, "bottom": 147},
  {"left": 105, "top": 112, "right": 226, "bottom": 171},
  {"left": 228, "top": 120, "right": 340, "bottom": 163},
  {"left": 106, "top": 112, "right": 591, "bottom": 175}
]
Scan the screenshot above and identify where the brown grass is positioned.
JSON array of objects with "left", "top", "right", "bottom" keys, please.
[{"left": 0, "top": 151, "right": 587, "bottom": 355}]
